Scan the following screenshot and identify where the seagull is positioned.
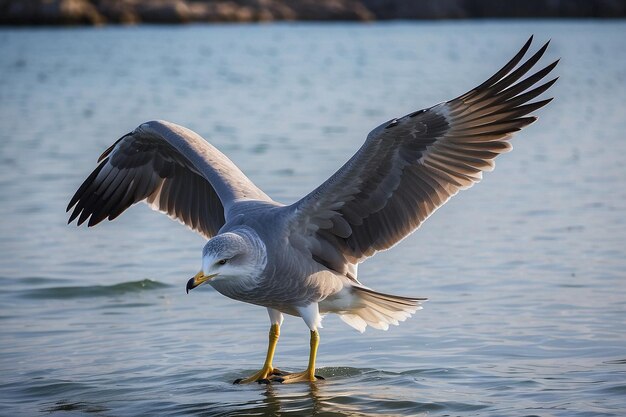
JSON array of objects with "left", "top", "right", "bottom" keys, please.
[{"left": 67, "top": 37, "right": 557, "bottom": 384}]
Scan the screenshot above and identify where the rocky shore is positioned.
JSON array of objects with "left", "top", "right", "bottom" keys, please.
[{"left": 1, "top": 0, "right": 625, "bottom": 25}]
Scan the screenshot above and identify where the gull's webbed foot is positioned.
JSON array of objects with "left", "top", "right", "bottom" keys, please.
[
  {"left": 269, "top": 370, "right": 325, "bottom": 384},
  {"left": 233, "top": 366, "right": 286, "bottom": 384}
]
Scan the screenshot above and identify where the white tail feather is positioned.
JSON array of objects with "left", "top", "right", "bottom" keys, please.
[{"left": 338, "top": 287, "right": 426, "bottom": 333}]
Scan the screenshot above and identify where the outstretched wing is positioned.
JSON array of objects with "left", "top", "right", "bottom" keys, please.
[
  {"left": 67, "top": 120, "right": 270, "bottom": 239},
  {"left": 287, "top": 36, "right": 558, "bottom": 277}
]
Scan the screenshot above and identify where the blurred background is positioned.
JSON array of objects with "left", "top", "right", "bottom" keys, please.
[
  {"left": 1, "top": 0, "right": 626, "bottom": 25},
  {"left": 1, "top": 3, "right": 625, "bottom": 417}
]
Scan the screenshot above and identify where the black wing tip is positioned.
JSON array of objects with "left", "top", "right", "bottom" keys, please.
[
  {"left": 525, "top": 63, "right": 559, "bottom": 92},
  {"left": 543, "top": 77, "right": 559, "bottom": 89},
  {"left": 67, "top": 205, "right": 80, "bottom": 223},
  {"left": 545, "top": 59, "right": 560, "bottom": 72},
  {"left": 457, "top": 35, "right": 545, "bottom": 100},
  {"left": 87, "top": 215, "right": 100, "bottom": 228},
  {"left": 530, "top": 40, "right": 550, "bottom": 64},
  {"left": 525, "top": 98, "right": 554, "bottom": 122},
  {"left": 521, "top": 115, "right": 538, "bottom": 124},
  {"left": 67, "top": 201, "right": 105, "bottom": 227},
  {"left": 513, "top": 35, "right": 534, "bottom": 61},
  {"left": 500, "top": 39, "right": 550, "bottom": 83},
  {"left": 66, "top": 188, "right": 85, "bottom": 212},
  {"left": 520, "top": 35, "right": 534, "bottom": 54},
  {"left": 525, "top": 34, "right": 534, "bottom": 48},
  {"left": 528, "top": 96, "right": 555, "bottom": 110}
]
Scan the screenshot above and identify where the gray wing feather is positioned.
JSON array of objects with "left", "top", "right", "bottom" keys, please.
[
  {"left": 288, "top": 36, "right": 558, "bottom": 276},
  {"left": 67, "top": 120, "right": 269, "bottom": 238}
]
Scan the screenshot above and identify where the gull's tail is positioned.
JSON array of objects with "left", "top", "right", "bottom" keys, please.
[{"left": 339, "top": 286, "right": 426, "bottom": 333}]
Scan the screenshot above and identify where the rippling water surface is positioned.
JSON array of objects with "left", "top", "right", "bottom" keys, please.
[{"left": 1, "top": 21, "right": 625, "bottom": 416}]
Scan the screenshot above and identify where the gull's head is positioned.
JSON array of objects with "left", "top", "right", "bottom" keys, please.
[{"left": 186, "top": 228, "right": 267, "bottom": 294}]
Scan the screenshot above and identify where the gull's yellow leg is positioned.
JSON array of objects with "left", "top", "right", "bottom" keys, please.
[
  {"left": 234, "top": 323, "right": 284, "bottom": 384},
  {"left": 270, "top": 330, "right": 324, "bottom": 384}
]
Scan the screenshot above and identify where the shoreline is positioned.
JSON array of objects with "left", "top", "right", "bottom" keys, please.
[{"left": 2, "top": 0, "right": 625, "bottom": 26}]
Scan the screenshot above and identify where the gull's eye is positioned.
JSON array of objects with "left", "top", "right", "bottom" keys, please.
[{"left": 217, "top": 259, "right": 228, "bottom": 266}]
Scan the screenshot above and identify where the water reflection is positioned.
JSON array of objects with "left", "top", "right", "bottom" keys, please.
[
  {"left": 1, "top": 21, "right": 625, "bottom": 417},
  {"left": 229, "top": 383, "right": 352, "bottom": 417},
  {"left": 260, "top": 383, "right": 323, "bottom": 416}
]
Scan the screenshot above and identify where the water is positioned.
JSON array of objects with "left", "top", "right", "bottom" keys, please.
[{"left": 1, "top": 21, "right": 625, "bottom": 416}]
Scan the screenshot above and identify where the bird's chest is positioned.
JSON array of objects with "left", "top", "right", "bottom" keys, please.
[
  {"left": 210, "top": 261, "right": 326, "bottom": 313},
  {"left": 208, "top": 274, "right": 259, "bottom": 305}
]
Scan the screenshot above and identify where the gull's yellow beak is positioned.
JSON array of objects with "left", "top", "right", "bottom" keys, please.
[{"left": 186, "top": 270, "right": 217, "bottom": 294}]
